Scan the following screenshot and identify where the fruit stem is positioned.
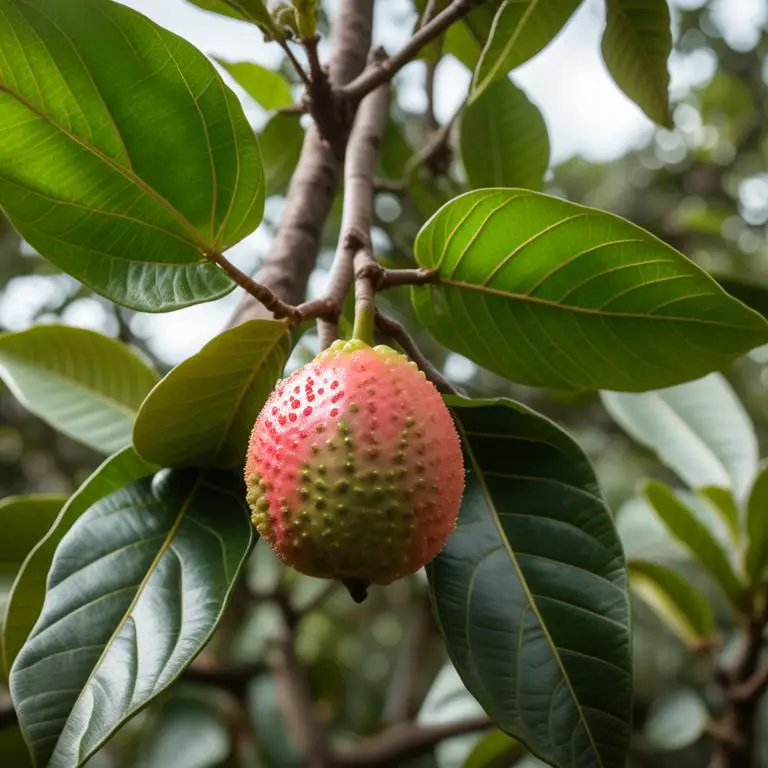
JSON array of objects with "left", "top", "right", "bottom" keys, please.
[
  {"left": 352, "top": 297, "right": 376, "bottom": 345},
  {"left": 352, "top": 250, "right": 377, "bottom": 345}
]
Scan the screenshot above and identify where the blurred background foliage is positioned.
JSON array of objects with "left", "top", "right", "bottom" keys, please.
[{"left": 2, "top": 0, "right": 768, "bottom": 766}]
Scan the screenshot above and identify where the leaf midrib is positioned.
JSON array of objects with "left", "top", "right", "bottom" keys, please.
[{"left": 456, "top": 419, "right": 606, "bottom": 768}]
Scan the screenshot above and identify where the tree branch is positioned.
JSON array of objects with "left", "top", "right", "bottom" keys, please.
[{"left": 338, "top": 0, "right": 486, "bottom": 101}]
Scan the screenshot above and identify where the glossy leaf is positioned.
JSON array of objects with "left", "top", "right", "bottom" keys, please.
[
  {"left": 0, "top": 326, "right": 158, "bottom": 454},
  {"left": 601, "top": 0, "right": 672, "bottom": 127},
  {"left": 260, "top": 116, "right": 305, "bottom": 197},
  {"left": 472, "top": 0, "right": 581, "bottom": 98},
  {"left": 628, "top": 560, "right": 715, "bottom": 648},
  {"left": 0, "top": 496, "right": 65, "bottom": 576},
  {"left": 411, "top": 189, "right": 768, "bottom": 392},
  {"left": 644, "top": 690, "right": 708, "bottom": 751},
  {"left": 429, "top": 397, "right": 632, "bottom": 768},
  {"left": 642, "top": 480, "right": 745, "bottom": 608},
  {"left": 745, "top": 462, "right": 768, "bottom": 586},
  {"left": 460, "top": 79, "right": 549, "bottom": 191},
  {"left": 1, "top": 448, "right": 158, "bottom": 683},
  {"left": 215, "top": 59, "right": 293, "bottom": 110},
  {"left": 418, "top": 663, "right": 492, "bottom": 768},
  {"left": 133, "top": 319, "right": 291, "bottom": 469},
  {"left": 601, "top": 373, "right": 758, "bottom": 498},
  {"left": 0, "top": 0, "right": 264, "bottom": 311},
  {"left": 10, "top": 469, "right": 253, "bottom": 768}
]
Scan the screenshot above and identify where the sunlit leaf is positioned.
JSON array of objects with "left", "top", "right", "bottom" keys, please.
[
  {"left": 186, "top": 0, "right": 274, "bottom": 28},
  {"left": 1, "top": 448, "right": 157, "bottom": 683},
  {"left": 411, "top": 189, "right": 768, "bottom": 391},
  {"left": 642, "top": 480, "right": 745, "bottom": 609},
  {"left": 0, "top": 0, "right": 264, "bottom": 311},
  {"left": 472, "top": 0, "right": 581, "bottom": 98},
  {"left": 133, "top": 319, "right": 292, "bottom": 469},
  {"left": 628, "top": 559, "right": 715, "bottom": 648},
  {"left": 601, "top": 373, "right": 758, "bottom": 498},
  {"left": 430, "top": 397, "right": 631, "bottom": 768},
  {"left": 10, "top": 469, "right": 253, "bottom": 768},
  {"left": 260, "top": 115, "right": 305, "bottom": 197},
  {"left": 601, "top": 0, "right": 672, "bottom": 126},
  {"left": 460, "top": 79, "right": 549, "bottom": 191},
  {"left": 215, "top": 59, "right": 294, "bottom": 110},
  {"left": 0, "top": 326, "right": 158, "bottom": 453}
]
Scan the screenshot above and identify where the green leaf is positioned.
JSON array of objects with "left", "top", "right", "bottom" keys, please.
[
  {"left": 10, "top": 469, "right": 253, "bottom": 768},
  {"left": 472, "top": 0, "right": 581, "bottom": 99},
  {"left": 418, "top": 663, "right": 492, "bottom": 768},
  {"left": 745, "top": 462, "right": 768, "bottom": 587},
  {"left": 0, "top": 0, "right": 264, "bottom": 312},
  {"left": 460, "top": 79, "right": 549, "bottom": 191},
  {"left": 628, "top": 559, "right": 715, "bottom": 648},
  {"left": 715, "top": 275, "right": 768, "bottom": 322},
  {"left": 215, "top": 59, "right": 293, "bottom": 111},
  {"left": 0, "top": 326, "right": 158, "bottom": 454},
  {"left": 186, "top": 0, "right": 275, "bottom": 28},
  {"left": 247, "top": 677, "right": 300, "bottom": 768},
  {"left": 601, "top": 373, "right": 758, "bottom": 498},
  {"left": 133, "top": 319, "right": 291, "bottom": 469},
  {"left": 644, "top": 690, "right": 708, "bottom": 751},
  {"left": 430, "top": 397, "right": 632, "bottom": 768},
  {"left": 464, "top": 730, "right": 523, "bottom": 768},
  {"left": 698, "top": 486, "right": 740, "bottom": 544},
  {"left": 411, "top": 189, "right": 768, "bottom": 392},
  {"left": 0, "top": 496, "right": 65, "bottom": 576},
  {"left": 601, "top": 0, "right": 673, "bottom": 127},
  {"left": 642, "top": 480, "right": 745, "bottom": 608},
  {"left": 260, "top": 115, "right": 305, "bottom": 197},
  {"left": 1, "top": 447, "right": 158, "bottom": 683}
]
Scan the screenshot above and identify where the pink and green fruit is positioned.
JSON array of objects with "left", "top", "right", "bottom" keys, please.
[{"left": 245, "top": 339, "right": 464, "bottom": 585}]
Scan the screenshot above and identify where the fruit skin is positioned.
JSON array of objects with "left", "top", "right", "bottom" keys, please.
[{"left": 245, "top": 339, "right": 464, "bottom": 585}]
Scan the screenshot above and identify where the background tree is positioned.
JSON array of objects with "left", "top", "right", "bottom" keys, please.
[{"left": 1, "top": 1, "right": 768, "bottom": 767}]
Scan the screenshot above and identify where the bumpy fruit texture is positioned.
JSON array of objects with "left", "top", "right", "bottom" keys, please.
[{"left": 245, "top": 339, "right": 464, "bottom": 585}]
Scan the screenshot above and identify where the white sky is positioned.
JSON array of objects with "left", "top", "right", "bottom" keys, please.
[{"left": 2, "top": 0, "right": 766, "bottom": 363}]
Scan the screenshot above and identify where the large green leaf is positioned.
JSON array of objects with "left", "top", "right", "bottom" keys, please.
[
  {"left": 133, "top": 319, "right": 291, "bottom": 469},
  {"left": 0, "top": 496, "right": 65, "bottom": 576},
  {"left": 628, "top": 559, "right": 715, "bottom": 648},
  {"left": 472, "top": 0, "right": 581, "bottom": 99},
  {"left": 259, "top": 115, "right": 305, "bottom": 197},
  {"left": 429, "top": 397, "right": 631, "bottom": 768},
  {"left": 0, "top": 326, "right": 158, "bottom": 454},
  {"left": 745, "top": 463, "right": 768, "bottom": 587},
  {"left": 0, "top": 0, "right": 264, "bottom": 312},
  {"left": 601, "top": 0, "right": 672, "bottom": 127},
  {"left": 411, "top": 189, "right": 768, "bottom": 392},
  {"left": 642, "top": 480, "right": 745, "bottom": 609},
  {"left": 1, "top": 448, "right": 157, "bottom": 681},
  {"left": 215, "top": 59, "right": 293, "bottom": 111},
  {"left": 10, "top": 469, "right": 253, "bottom": 768},
  {"left": 460, "top": 79, "right": 549, "bottom": 191},
  {"left": 601, "top": 373, "right": 758, "bottom": 498}
]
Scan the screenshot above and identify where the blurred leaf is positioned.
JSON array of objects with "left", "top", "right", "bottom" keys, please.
[
  {"left": 411, "top": 189, "right": 768, "bottom": 392},
  {"left": 601, "top": 373, "right": 758, "bottom": 498},
  {"left": 601, "top": 0, "right": 672, "bottom": 126},
  {"left": 644, "top": 689, "right": 708, "bottom": 751},
  {"left": 472, "top": 0, "right": 581, "bottom": 98},
  {"left": 260, "top": 116, "right": 305, "bottom": 197},
  {"left": 745, "top": 462, "right": 768, "bottom": 588},
  {"left": 379, "top": 117, "right": 413, "bottom": 182},
  {"left": 642, "top": 480, "right": 745, "bottom": 609},
  {"left": 248, "top": 677, "right": 300, "bottom": 768},
  {"left": 463, "top": 730, "right": 523, "bottom": 768},
  {"left": 460, "top": 79, "right": 549, "bottom": 190},
  {"left": 698, "top": 486, "right": 740, "bottom": 543},
  {"left": 0, "top": 727, "right": 33, "bottom": 768},
  {"left": 133, "top": 319, "right": 292, "bottom": 469},
  {"left": 1, "top": 448, "right": 157, "bottom": 681},
  {"left": 418, "top": 663, "right": 491, "bottom": 768},
  {"left": 10, "top": 469, "right": 253, "bottom": 768},
  {"left": 628, "top": 559, "right": 715, "bottom": 648},
  {"left": 215, "top": 59, "right": 294, "bottom": 110},
  {"left": 0, "top": 496, "right": 65, "bottom": 576},
  {"left": 0, "top": 0, "right": 264, "bottom": 311},
  {"left": 140, "top": 693, "right": 230, "bottom": 768},
  {"left": 430, "top": 397, "right": 631, "bottom": 768},
  {"left": 0, "top": 326, "right": 158, "bottom": 454}
]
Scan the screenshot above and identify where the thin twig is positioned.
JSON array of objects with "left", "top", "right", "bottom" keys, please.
[
  {"left": 338, "top": 0, "right": 487, "bottom": 100},
  {"left": 277, "top": 38, "right": 313, "bottom": 88},
  {"left": 375, "top": 311, "right": 457, "bottom": 395}
]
